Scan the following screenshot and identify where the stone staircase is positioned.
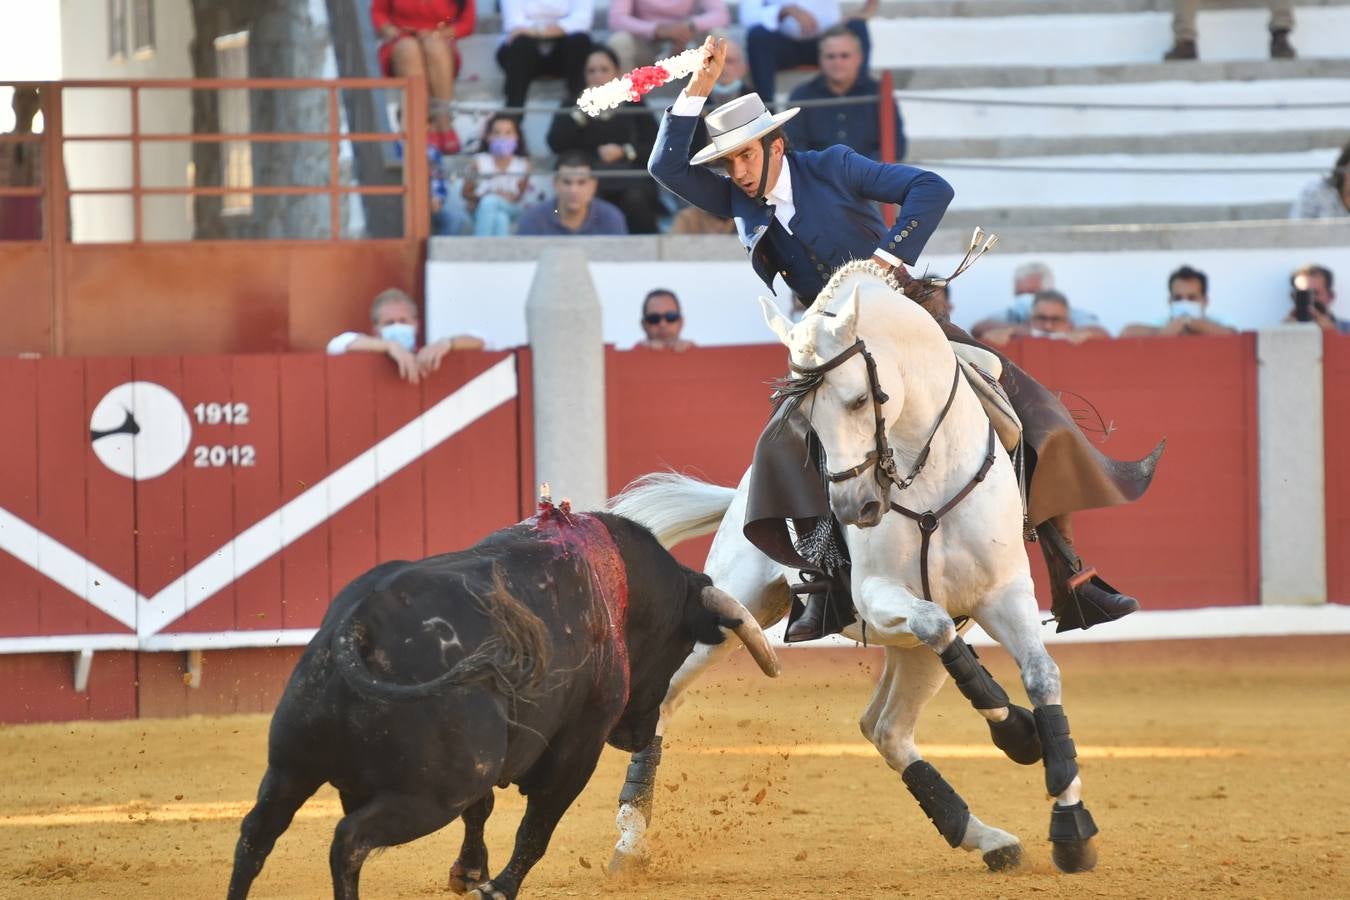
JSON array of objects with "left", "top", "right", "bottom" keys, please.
[{"left": 437, "top": 0, "right": 1350, "bottom": 229}]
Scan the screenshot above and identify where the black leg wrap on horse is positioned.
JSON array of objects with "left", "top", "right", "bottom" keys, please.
[
  {"left": 939, "top": 636, "right": 1010, "bottom": 710},
  {"left": 1034, "top": 704, "right": 1079, "bottom": 796},
  {"left": 902, "top": 760, "right": 970, "bottom": 849},
  {"left": 988, "top": 704, "right": 1043, "bottom": 765},
  {"left": 1049, "top": 801, "right": 1099, "bottom": 842},
  {"left": 617, "top": 736, "right": 663, "bottom": 820}
]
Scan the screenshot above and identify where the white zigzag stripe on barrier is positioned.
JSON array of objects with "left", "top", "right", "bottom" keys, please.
[{"left": 0, "top": 357, "right": 518, "bottom": 643}]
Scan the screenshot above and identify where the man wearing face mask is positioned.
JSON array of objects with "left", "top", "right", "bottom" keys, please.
[
  {"left": 1121, "top": 266, "right": 1235, "bottom": 338},
  {"left": 983, "top": 290, "right": 1110, "bottom": 346},
  {"left": 327, "top": 288, "right": 485, "bottom": 384},
  {"left": 650, "top": 37, "right": 1162, "bottom": 641}
]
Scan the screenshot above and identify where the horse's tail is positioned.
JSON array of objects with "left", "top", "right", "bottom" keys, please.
[
  {"left": 333, "top": 566, "right": 552, "bottom": 703},
  {"left": 607, "top": 472, "right": 736, "bottom": 549}
]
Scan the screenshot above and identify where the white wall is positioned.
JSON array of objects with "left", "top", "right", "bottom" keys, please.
[
  {"left": 426, "top": 242, "right": 1350, "bottom": 347},
  {"left": 59, "top": 0, "right": 196, "bottom": 242}
]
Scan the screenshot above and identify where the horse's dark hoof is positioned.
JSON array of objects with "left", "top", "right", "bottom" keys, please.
[
  {"left": 1049, "top": 801, "right": 1100, "bottom": 873},
  {"left": 982, "top": 842, "right": 1023, "bottom": 872},
  {"left": 1051, "top": 837, "right": 1098, "bottom": 873},
  {"left": 988, "top": 705, "right": 1042, "bottom": 765}
]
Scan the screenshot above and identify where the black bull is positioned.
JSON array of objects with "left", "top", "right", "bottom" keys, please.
[{"left": 226, "top": 505, "right": 779, "bottom": 900}]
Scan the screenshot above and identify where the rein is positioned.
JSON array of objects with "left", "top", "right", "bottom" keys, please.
[
  {"left": 787, "top": 335, "right": 997, "bottom": 607},
  {"left": 788, "top": 338, "right": 962, "bottom": 493}
]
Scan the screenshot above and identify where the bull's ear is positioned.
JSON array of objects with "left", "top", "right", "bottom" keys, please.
[{"left": 759, "top": 295, "right": 793, "bottom": 347}]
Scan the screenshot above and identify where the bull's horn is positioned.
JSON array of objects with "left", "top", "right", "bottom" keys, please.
[{"left": 701, "top": 586, "right": 781, "bottom": 678}]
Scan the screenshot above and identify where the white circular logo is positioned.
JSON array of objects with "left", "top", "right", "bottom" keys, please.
[{"left": 89, "top": 381, "right": 192, "bottom": 480}]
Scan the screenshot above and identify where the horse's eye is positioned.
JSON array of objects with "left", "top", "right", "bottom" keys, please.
[{"left": 850, "top": 394, "right": 870, "bottom": 412}]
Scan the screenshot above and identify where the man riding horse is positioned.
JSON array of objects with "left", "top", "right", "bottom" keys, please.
[{"left": 649, "top": 37, "right": 1162, "bottom": 642}]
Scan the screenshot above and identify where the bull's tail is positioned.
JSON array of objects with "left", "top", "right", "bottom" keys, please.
[
  {"left": 333, "top": 567, "right": 551, "bottom": 703},
  {"left": 607, "top": 472, "right": 736, "bottom": 549}
]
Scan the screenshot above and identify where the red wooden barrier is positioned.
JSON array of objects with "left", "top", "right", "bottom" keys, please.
[
  {"left": 1324, "top": 334, "right": 1350, "bottom": 604},
  {"left": 605, "top": 337, "right": 1262, "bottom": 610},
  {"left": 606, "top": 344, "right": 789, "bottom": 569}
]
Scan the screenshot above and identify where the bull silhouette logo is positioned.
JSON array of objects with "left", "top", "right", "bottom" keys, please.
[{"left": 89, "top": 382, "right": 192, "bottom": 480}]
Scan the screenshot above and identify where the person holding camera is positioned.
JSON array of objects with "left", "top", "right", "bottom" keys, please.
[
  {"left": 1122, "top": 265, "right": 1236, "bottom": 338},
  {"left": 1285, "top": 264, "right": 1345, "bottom": 332}
]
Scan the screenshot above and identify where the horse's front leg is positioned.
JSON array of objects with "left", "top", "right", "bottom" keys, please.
[
  {"left": 860, "top": 644, "right": 1023, "bottom": 872},
  {"left": 855, "top": 574, "right": 1040, "bottom": 764},
  {"left": 854, "top": 577, "right": 1024, "bottom": 870},
  {"left": 976, "top": 588, "right": 1100, "bottom": 873}
]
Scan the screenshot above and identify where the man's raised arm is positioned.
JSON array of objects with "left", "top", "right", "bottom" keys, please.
[{"left": 647, "top": 37, "right": 735, "bottom": 217}]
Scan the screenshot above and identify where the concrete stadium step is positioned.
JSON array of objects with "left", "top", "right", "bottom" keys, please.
[
  {"left": 894, "top": 78, "right": 1350, "bottom": 140},
  {"left": 942, "top": 202, "right": 1289, "bottom": 228},
  {"left": 909, "top": 128, "right": 1350, "bottom": 161},
  {"left": 937, "top": 148, "right": 1331, "bottom": 220}
]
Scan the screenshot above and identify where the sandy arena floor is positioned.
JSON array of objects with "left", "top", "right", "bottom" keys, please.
[{"left": 1, "top": 636, "right": 1348, "bottom": 899}]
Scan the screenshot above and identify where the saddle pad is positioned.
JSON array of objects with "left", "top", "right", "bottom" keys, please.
[{"left": 951, "top": 344, "right": 1022, "bottom": 452}]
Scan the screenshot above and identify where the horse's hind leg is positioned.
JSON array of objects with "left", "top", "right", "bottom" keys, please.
[
  {"left": 609, "top": 509, "right": 790, "bottom": 874},
  {"left": 977, "top": 591, "right": 1100, "bottom": 873},
  {"left": 863, "top": 646, "right": 1023, "bottom": 872}
]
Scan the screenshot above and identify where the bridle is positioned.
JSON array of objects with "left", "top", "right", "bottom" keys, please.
[
  {"left": 784, "top": 336, "right": 997, "bottom": 606},
  {"left": 787, "top": 338, "right": 961, "bottom": 493}
]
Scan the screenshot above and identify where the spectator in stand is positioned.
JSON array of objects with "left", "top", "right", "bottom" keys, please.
[
  {"left": 1121, "top": 265, "right": 1236, "bottom": 337},
  {"left": 1290, "top": 141, "right": 1350, "bottom": 220},
  {"left": 739, "top": 0, "right": 875, "bottom": 107},
  {"left": 972, "top": 262, "right": 1100, "bottom": 339},
  {"left": 785, "top": 24, "right": 905, "bottom": 161},
  {"left": 547, "top": 46, "right": 661, "bottom": 233},
  {"left": 496, "top": 0, "right": 595, "bottom": 111},
  {"left": 982, "top": 290, "right": 1110, "bottom": 346},
  {"left": 1164, "top": 0, "right": 1294, "bottom": 60},
  {"left": 463, "top": 113, "right": 533, "bottom": 236},
  {"left": 606, "top": 0, "right": 730, "bottom": 73},
  {"left": 327, "top": 288, "right": 484, "bottom": 384},
  {"left": 518, "top": 152, "right": 629, "bottom": 235},
  {"left": 1283, "top": 264, "right": 1346, "bottom": 333},
  {"left": 0, "top": 87, "right": 43, "bottom": 241},
  {"left": 635, "top": 288, "right": 694, "bottom": 350},
  {"left": 372, "top": 0, "right": 477, "bottom": 155}
]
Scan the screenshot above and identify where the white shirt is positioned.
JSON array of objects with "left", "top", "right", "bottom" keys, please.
[
  {"left": 737, "top": 0, "right": 840, "bottom": 37},
  {"left": 672, "top": 91, "right": 901, "bottom": 265}
]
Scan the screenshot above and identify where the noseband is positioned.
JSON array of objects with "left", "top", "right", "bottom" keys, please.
[{"left": 788, "top": 338, "right": 962, "bottom": 493}]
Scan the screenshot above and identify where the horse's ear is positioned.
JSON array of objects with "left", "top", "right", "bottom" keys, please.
[
  {"left": 826, "top": 284, "right": 861, "bottom": 345},
  {"left": 759, "top": 295, "right": 793, "bottom": 347}
]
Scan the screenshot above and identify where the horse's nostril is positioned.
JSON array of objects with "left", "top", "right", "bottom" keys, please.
[{"left": 860, "top": 501, "right": 882, "bottom": 522}]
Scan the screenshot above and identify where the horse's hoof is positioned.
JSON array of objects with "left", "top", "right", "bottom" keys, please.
[
  {"left": 982, "top": 842, "right": 1023, "bottom": 872},
  {"left": 1051, "top": 837, "right": 1098, "bottom": 873},
  {"left": 988, "top": 705, "right": 1042, "bottom": 765},
  {"left": 607, "top": 847, "right": 650, "bottom": 876}
]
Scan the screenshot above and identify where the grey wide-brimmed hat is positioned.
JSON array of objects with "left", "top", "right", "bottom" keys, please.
[{"left": 690, "top": 93, "right": 800, "bottom": 166}]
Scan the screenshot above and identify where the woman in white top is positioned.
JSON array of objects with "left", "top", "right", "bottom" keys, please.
[
  {"left": 464, "top": 114, "right": 533, "bottom": 236},
  {"left": 496, "top": 0, "right": 596, "bottom": 110}
]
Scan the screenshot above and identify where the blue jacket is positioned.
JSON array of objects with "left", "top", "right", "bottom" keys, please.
[
  {"left": 649, "top": 108, "right": 952, "bottom": 300},
  {"left": 785, "top": 74, "right": 907, "bottom": 163}
]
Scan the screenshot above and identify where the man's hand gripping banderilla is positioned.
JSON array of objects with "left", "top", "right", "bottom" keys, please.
[{"left": 685, "top": 36, "right": 727, "bottom": 99}]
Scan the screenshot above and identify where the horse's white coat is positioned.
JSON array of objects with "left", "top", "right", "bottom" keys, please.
[{"left": 609, "top": 264, "right": 1091, "bottom": 868}]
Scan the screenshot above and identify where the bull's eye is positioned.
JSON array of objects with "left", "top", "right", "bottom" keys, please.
[{"left": 849, "top": 394, "right": 870, "bottom": 412}]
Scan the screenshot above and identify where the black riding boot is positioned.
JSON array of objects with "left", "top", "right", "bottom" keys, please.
[
  {"left": 1039, "top": 516, "right": 1139, "bottom": 633},
  {"left": 785, "top": 580, "right": 829, "bottom": 642}
]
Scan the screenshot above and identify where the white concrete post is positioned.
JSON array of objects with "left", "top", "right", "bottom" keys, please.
[
  {"left": 526, "top": 247, "right": 608, "bottom": 512},
  {"left": 1257, "top": 326, "right": 1326, "bottom": 605}
]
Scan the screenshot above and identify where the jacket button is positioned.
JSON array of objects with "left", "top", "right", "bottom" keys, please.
[
  {"left": 910, "top": 219, "right": 918, "bottom": 227},
  {"left": 900, "top": 230, "right": 910, "bottom": 238},
  {"left": 888, "top": 241, "right": 896, "bottom": 249},
  {"left": 816, "top": 263, "right": 826, "bottom": 271}
]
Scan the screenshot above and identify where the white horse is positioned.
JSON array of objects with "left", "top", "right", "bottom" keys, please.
[{"left": 607, "top": 261, "right": 1100, "bottom": 874}]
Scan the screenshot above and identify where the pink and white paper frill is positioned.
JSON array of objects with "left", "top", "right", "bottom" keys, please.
[{"left": 577, "top": 46, "right": 707, "bottom": 117}]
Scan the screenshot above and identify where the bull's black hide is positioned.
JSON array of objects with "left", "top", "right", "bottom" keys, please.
[{"left": 226, "top": 504, "right": 776, "bottom": 900}]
